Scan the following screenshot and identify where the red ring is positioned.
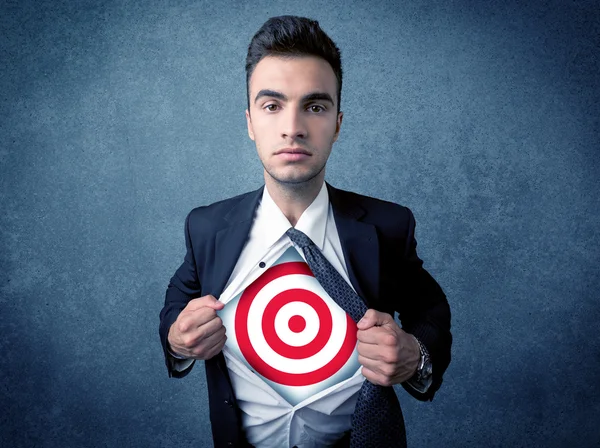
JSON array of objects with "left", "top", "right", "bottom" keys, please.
[
  {"left": 262, "top": 289, "right": 332, "bottom": 359},
  {"left": 235, "top": 262, "right": 357, "bottom": 386}
]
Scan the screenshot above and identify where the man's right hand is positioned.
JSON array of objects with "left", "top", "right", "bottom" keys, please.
[{"left": 167, "top": 295, "right": 226, "bottom": 360}]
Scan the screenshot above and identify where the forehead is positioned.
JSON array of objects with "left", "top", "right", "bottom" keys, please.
[{"left": 249, "top": 55, "right": 337, "bottom": 99}]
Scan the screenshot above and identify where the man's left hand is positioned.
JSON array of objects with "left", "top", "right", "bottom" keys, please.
[{"left": 356, "top": 309, "right": 420, "bottom": 386}]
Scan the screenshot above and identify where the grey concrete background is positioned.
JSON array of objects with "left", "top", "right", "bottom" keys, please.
[{"left": 1, "top": 0, "right": 599, "bottom": 447}]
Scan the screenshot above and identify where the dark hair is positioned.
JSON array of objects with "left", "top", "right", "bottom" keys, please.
[{"left": 245, "top": 15, "right": 343, "bottom": 114}]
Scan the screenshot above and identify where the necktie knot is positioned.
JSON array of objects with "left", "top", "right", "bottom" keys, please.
[{"left": 285, "top": 227, "right": 314, "bottom": 249}]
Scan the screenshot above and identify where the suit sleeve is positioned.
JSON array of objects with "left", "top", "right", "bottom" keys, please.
[
  {"left": 397, "top": 208, "right": 452, "bottom": 401},
  {"left": 159, "top": 211, "right": 202, "bottom": 378}
]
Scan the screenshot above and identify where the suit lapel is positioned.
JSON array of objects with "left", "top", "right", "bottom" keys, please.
[
  {"left": 212, "top": 186, "right": 264, "bottom": 297},
  {"left": 327, "top": 183, "right": 380, "bottom": 306}
]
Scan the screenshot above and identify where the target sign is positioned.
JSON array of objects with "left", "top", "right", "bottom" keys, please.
[{"left": 220, "top": 246, "right": 360, "bottom": 402}]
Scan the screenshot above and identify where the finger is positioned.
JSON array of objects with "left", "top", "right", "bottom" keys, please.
[
  {"left": 361, "top": 366, "right": 392, "bottom": 387},
  {"left": 194, "top": 327, "right": 227, "bottom": 359},
  {"left": 357, "top": 341, "right": 398, "bottom": 362},
  {"left": 185, "top": 295, "right": 224, "bottom": 312},
  {"left": 178, "top": 307, "right": 220, "bottom": 333},
  {"left": 193, "top": 314, "right": 225, "bottom": 343},
  {"left": 203, "top": 333, "right": 228, "bottom": 360},
  {"left": 175, "top": 322, "right": 227, "bottom": 360},
  {"left": 358, "top": 353, "right": 380, "bottom": 372},
  {"left": 357, "top": 309, "right": 394, "bottom": 330},
  {"left": 357, "top": 326, "right": 398, "bottom": 346},
  {"left": 186, "top": 325, "right": 225, "bottom": 356},
  {"left": 201, "top": 324, "right": 227, "bottom": 350},
  {"left": 356, "top": 309, "right": 378, "bottom": 330},
  {"left": 175, "top": 316, "right": 221, "bottom": 351},
  {"left": 358, "top": 355, "right": 397, "bottom": 381}
]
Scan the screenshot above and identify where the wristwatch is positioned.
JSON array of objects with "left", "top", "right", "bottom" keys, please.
[{"left": 413, "top": 337, "right": 433, "bottom": 385}]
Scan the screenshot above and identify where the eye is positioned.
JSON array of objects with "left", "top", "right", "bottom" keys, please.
[
  {"left": 308, "top": 105, "right": 325, "bottom": 113},
  {"left": 264, "top": 104, "right": 279, "bottom": 112}
]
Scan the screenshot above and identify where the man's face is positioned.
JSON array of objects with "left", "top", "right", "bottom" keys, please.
[{"left": 246, "top": 55, "right": 343, "bottom": 186}]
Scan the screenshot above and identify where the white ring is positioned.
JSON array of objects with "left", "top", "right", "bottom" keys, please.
[
  {"left": 274, "top": 301, "right": 319, "bottom": 347},
  {"left": 246, "top": 273, "right": 348, "bottom": 374}
]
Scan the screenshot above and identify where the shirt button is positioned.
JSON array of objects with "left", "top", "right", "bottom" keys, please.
[
  {"left": 224, "top": 399, "right": 233, "bottom": 407},
  {"left": 259, "top": 261, "right": 266, "bottom": 268}
]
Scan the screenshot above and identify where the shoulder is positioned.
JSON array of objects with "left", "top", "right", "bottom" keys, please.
[
  {"left": 328, "top": 184, "right": 414, "bottom": 230},
  {"left": 186, "top": 187, "right": 263, "bottom": 231}
]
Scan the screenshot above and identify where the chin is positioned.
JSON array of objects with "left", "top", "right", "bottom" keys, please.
[{"left": 268, "top": 169, "right": 322, "bottom": 185}]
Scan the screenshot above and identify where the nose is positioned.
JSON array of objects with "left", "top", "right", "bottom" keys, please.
[{"left": 280, "top": 107, "right": 307, "bottom": 140}]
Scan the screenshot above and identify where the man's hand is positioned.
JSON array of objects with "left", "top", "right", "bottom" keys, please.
[
  {"left": 356, "top": 309, "right": 420, "bottom": 386},
  {"left": 167, "top": 295, "right": 226, "bottom": 360}
]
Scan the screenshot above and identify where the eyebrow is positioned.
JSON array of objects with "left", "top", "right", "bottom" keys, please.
[{"left": 254, "top": 89, "right": 335, "bottom": 106}]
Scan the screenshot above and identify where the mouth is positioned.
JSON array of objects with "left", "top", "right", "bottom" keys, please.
[
  {"left": 274, "top": 148, "right": 312, "bottom": 162},
  {"left": 274, "top": 147, "right": 312, "bottom": 156}
]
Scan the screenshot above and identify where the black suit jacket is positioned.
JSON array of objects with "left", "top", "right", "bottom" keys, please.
[{"left": 159, "top": 183, "right": 452, "bottom": 447}]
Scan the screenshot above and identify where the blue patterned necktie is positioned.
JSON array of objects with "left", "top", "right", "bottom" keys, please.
[{"left": 286, "top": 227, "right": 406, "bottom": 448}]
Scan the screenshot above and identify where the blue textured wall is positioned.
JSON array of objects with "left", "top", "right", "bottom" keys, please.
[{"left": 1, "top": 1, "right": 599, "bottom": 447}]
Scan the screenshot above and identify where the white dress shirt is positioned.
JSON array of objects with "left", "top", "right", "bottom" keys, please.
[{"left": 217, "top": 182, "right": 363, "bottom": 448}]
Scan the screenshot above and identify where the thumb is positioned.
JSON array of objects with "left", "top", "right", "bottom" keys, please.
[
  {"left": 357, "top": 309, "right": 394, "bottom": 330},
  {"left": 203, "top": 294, "right": 225, "bottom": 310},
  {"left": 186, "top": 294, "right": 224, "bottom": 312}
]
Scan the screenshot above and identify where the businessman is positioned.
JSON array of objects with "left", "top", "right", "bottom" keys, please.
[{"left": 159, "top": 15, "right": 451, "bottom": 448}]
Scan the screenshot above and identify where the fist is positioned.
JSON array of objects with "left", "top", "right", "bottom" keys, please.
[
  {"left": 356, "top": 309, "right": 420, "bottom": 386},
  {"left": 168, "top": 295, "right": 226, "bottom": 360}
]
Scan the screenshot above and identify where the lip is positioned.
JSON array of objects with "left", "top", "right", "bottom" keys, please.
[
  {"left": 276, "top": 152, "right": 311, "bottom": 162},
  {"left": 274, "top": 147, "right": 312, "bottom": 156},
  {"left": 274, "top": 147, "right": 312, "bottom": 162}
]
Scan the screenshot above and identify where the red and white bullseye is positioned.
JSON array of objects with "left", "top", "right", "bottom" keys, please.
[{"left": 235, "top": 262, "right": 357, "bottom": 386}]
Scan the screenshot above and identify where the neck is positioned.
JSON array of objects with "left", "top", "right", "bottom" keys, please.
[{"left": 264, "top": 172, "right": 325, "bottom": 227}]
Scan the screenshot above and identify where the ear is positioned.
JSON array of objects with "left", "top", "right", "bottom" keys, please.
[
  {"left": 245, "top": 109, "right": 255, "bottom": 141},
  {"left": 332, "top": 111, "right": 344, "bottom": 143}
]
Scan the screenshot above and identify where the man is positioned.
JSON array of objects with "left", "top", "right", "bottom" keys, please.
[{"left": 159, "top": 15, "right": 451, "bottom": 448}]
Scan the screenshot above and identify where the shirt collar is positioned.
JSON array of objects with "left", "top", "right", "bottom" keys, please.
[
  {"left": 257, "top": 182, "right": 329, "bottom": 251},
  {"left": 294, "top": 182, "right": 329, "bottom": 251}
]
